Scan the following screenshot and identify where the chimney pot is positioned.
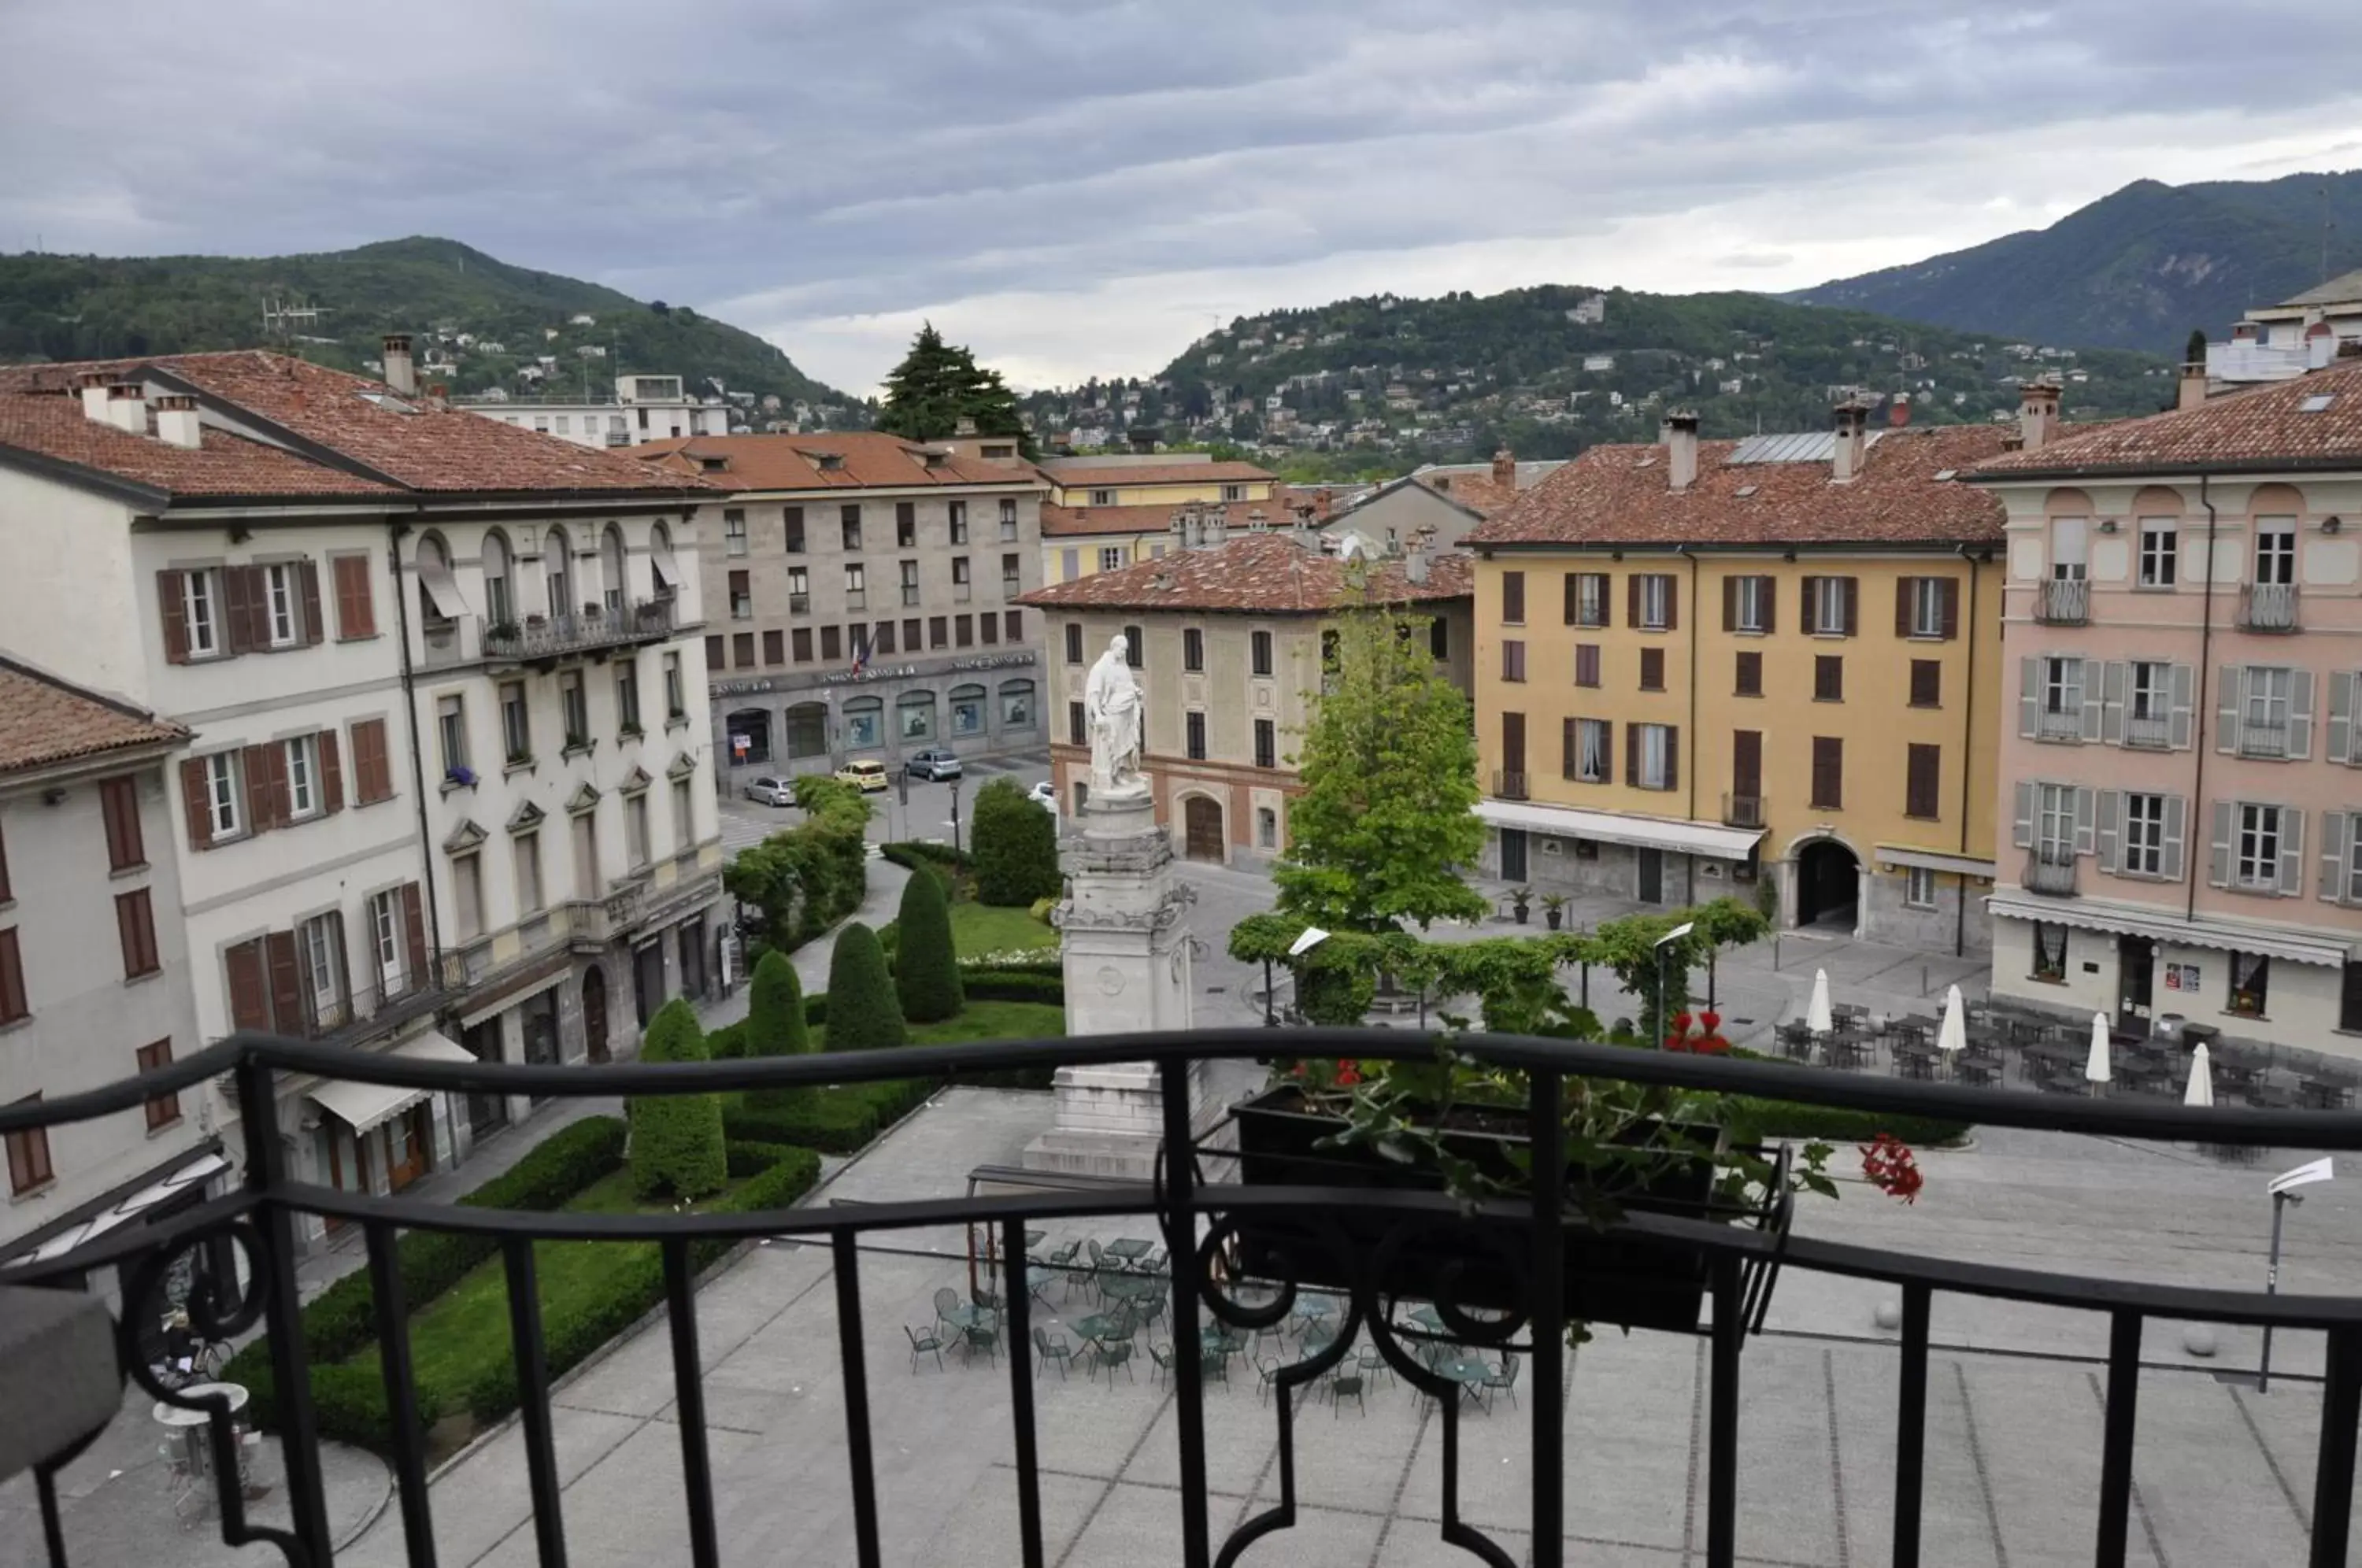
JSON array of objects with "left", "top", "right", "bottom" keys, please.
[
  {"left": 1831, "top": 401, "right": 1868, "bottom": 483},
  {"left": 2016, "top": 379, "right": 2060, "bottom": 452},
  {"left": 1490, "top": 446, "right": 1516, "bottom": 490},
  {"left": 105, "top": 382, "right": 148, "bottom": 435},
  {"left": 1661, "top": 412, "right": 1700, "bottom": 492},
  {"left": 380, "top": 333, "right": 417, "bottom": 397},
  {"left": 78, "top": 372, "right": 113, "bottom": 423},
  {"left": 2178, "top": 361, "right": 2210, "bottom": 410},
  {"left": 152, "top": 393, "right": 202, "bottom": 449}
]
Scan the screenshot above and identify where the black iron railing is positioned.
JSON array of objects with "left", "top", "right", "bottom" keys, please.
[
  {"left": 2241, "top": 582, "right": 2301, "bottom": 633},
  {"left": 2035, "top": 578, "right": 2090, "bottom": 625},
  {"left": 1492, "top": 769, "right": 1530, "bottom": 801},
  {"left": 9, "top": 1030, "right": 2362, "bottom": 1568},
  {"left": 1721, "top": 792, "right": 1764, "bottom": 829},
  {"left": 2024, "top": 846, "right": 2079, "bottom": 896}
]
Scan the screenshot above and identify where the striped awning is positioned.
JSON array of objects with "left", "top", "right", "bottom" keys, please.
[{"left": 1988, "top": 892, "right": 2352, "bottom": 967}]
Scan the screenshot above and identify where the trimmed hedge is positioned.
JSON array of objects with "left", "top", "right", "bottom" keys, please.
[
  {"left": 879, "top": 840, "right": 967, "bottom": 900},
  {"left": 628, "top": 999, "right": 727, "bottom": 1201},
  {"left": 742, "top": 950, "right": 813, "bottom": 1111},
  {"left": 971, "top": 776, "right": 1061, "bottom": 906},
  {"left": 894, "top": 870, "right": 964, "bottom": 1023},
  {"left": 961, "top": 971, "right": 1064, "bottom": 1007},
  {"left": 725, "top": 1095, "right": 879, "bottom": 1155},
  {"left": 824, "top": 923, "right": 905, "bottom": 1050}
]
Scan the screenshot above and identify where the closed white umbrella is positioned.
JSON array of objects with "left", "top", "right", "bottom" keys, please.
[
  {"left": 1937, "top": 984, "right": 1968, "bottom": 1058},
  {"left": 2084, "top": 1012, "right": 2114, "bottom": 1085},
  {"left": 1807, "top": 969, "right": 1834, "bottom": 1034},
  {"left": 2184, "top": 1041, "right": 2216, "bottom": 1108}
]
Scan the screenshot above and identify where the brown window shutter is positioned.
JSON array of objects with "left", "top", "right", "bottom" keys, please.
[
  {"left": 157, "top": 571, "right": 189, "bottom": 664},
  {"left": 401, "top": 882, "right": 429, "bottom": 986},
  {"left": 220, "top": 567, "right": 255, "bottom": 654},
  {"left": 335, "top": 554, "right": 378, "bottom": 639},
  {"left": 1940, "top": 578, "right": 1960, "bottom": 640},
  {"left": 265, "top": 930, "right": 303, "bottom": 1034},
  {"left": 1799, "top": 575, "right": 1820, "bottom": 631},
  {"left": 1907, "top": 743, "right": 1940, "bottom": 819},
  {"left": 351, "top": 719, "right": 387, "bottom": 804},
  {"left": 241, "top": 745, "right": 272, "bottom": 832},
  {"left": 1664, "top": 727, "right": 1679, "bottom": 791},
  {"left": 224, "top": 939, "right": 271, "bottom": 1030},
  {"left": 1562, "top": 716, "right": 1576, "bottom": 777},
  {"left": 100, "top": 776, "right": 143, "bottom": 869},
  {"left": 116, "top": 889, "right": 155, "bottom": 978},
  {"left": 1501, "top": 571, "right": 1524, "bottom": 623},
  {"left": 0, "top": 818, "right": 9, "bottom": 903},
  {"left": 1812, "top": 737, "right": 1844, "bottom": 809},
  {"left": 0, "top": 928, "right": 25, "bottom": 1023},
  {"left": 1564, "top": 573, "right": 1579, "bottom": 625},
  {"left": 298, "top": 560, "right": 324, "bottom": 645},
  {"left": 1895, "top": 577, "right": 1914, "bottom": 638},
  {"left": 1721, "top": 576, "right": 1736, "bottom": 631},
  {"left": 1732, "top": 730, "right": 1761, "bottom": 796},
  {"left": 1626, "top": 575, "right": 1640, "bottom": 627},
  {"left": 1624, "top": 723, "right": 1638, "bottom": 788},
  {"left": 1842, "top": 577, "right": 1860, "bottom": 636},
  {"left": 1760, "top": 577, "right": 1776, "bottom": 634},
  {"left": 319, "top": 729, "right": 344, "bottom": 813},
  {"left": 1664, "top": 576, "right": 1678, "bottom": 631},
  {"left": 1501, "top": 712, "right": 1525, "bottom": 774},
  {"left": 181, "top": 758, "right": 213, "bottom": 848},
  {"left": 1599, "top": 721, "right": 1612, "bottom": 782}
]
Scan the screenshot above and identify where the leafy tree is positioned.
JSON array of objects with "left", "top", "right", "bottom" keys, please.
[
  {"left": 742, "top": 951, "right": 812, "bottom": 1111},
  {"left": 875, "top": 324, "right": 1034, "bottom": 455},
  {"left": 892, "top": 870, "right": 964, "bottom": 1023},
  {"left": 2185, "top": 327, "right": 2207, "bottom": 365},
  {"left": 1274, "top": 594, "right": 1486, "bottom": 934},
  {"left": 628, "top": 999, "right": 727, "bottom": 1200},
  {"left": 824, "top": 922, "right": 905, "bottom": 1050},
  {"left": 1588, "top": 899, "right": 1768, "bottom": 1048},
  {"left": 723, "top": 777, "right": 872, "bottom": 949},
  {"left": 970, "top": 777, "right": 1060, "bottom": 906}
]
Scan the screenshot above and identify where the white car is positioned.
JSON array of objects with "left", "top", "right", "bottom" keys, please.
[
  {"left": 741, "top": 775, "right": 796, "bottom": 808},
  {"left": 1027, "top": 779, "right": 1058, "bottom": 813}
]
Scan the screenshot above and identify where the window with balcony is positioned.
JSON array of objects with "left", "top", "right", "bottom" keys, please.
[
  {"left": 1567, "top": 572, "right": 1609, "bottom": 627},
  {"left": 2239, "top": 667, "right": 2298, "bottom": 758},
  {"left": 2256, "top": 518, "right": 2297, "bottom": 585},
  {"left": 953, "top": 557, "right": 972, "bottom": 601},
  {"left": 543, "top": 527, "right": 572, "bottom": 619},
  {"left": 482, "top": 533, "right": 513, "bottom": 626},
  {"left": 2123, "top": 661, "right": 2175, "bottom": 749},
  {"left": 783, "top": 506, "right": 806, "bottom": 553},
  {"left": 2040, "top": 656, "right": 2085, "bottom": 740},
  {"left": 896, "top": 502, "right": 916, "bottom": 549},
  {"left": 840, "top": 505, "right": 863, "bottom": 551},
  {"left": 787, "top": 566, "right": 809, "bottom": 615},
  {"left": 724, "top": 509, "right": 747, "bottom": 557},
  {"left": 561, "top": 672, "right": 588, "bottom": 751},
  {"left": 2138, "top": 520, "right": 2176, "bottom": 587},
  {"left": 728, "top": 569, "right": 752, "bottom": 619}
]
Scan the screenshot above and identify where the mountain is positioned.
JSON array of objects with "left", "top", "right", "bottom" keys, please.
[
  {"left": 0, "top": 236, "right": 854, "bottom": 412},
  {"left": 1790, "top": 171, "right": 2362, "bottom": 354},
  {"left": 1019, "top": 283, "right": 2177, "bottom": 478}
]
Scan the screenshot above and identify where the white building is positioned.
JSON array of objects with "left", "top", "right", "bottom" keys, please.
[
  {"left": 0, "top": 346, "right": 715, "bottom": 1244},
  {"left": 450, "top": 341, "right": 731, "bottom": 449},
  {"left": 2206, "top": 268, "right": 2362, "bottom": 386}
]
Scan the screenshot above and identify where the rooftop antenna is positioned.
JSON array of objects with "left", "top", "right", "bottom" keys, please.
[{"left": 260, "top": 294, "right": 329, "bottom": 353}]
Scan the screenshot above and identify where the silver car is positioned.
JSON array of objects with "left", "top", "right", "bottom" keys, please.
[{"left": 741, "top": 775, "right": 796, "bottom": 808}]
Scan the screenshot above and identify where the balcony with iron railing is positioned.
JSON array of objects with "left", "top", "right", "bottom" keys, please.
[
  {"left": 12, "top": 1032, "right": 2362, "bottom": 1568},
  {"left": 2239, "top": 720, "right": 2291, "bottom": 760},
  {"left": 2123, "top": 712, "right": 2172, "bottom": 750},
  {"left": 2038, "top": 703, "right": 2086, "bottom": 742},
  {"left": 1721, "top": 792, "right": 1764, "bottom": 829},
  {"left": 2024, "top": 845, "right": 2079, "bottom": 896},
  {"left": 1492, "top": 768, "right": 1530, "bottom": 801},
  {"left": 2034, "top": 578, "right": 2089, "bottom": 626},
  {"left": 421, "top": 597, "right": 679, "bottom": 670},
  {"left": 2241, "top": 582, "right": 2301, "bottom": 633},
  {"left": 288, "top": 951, "right": 468, "bottom": 1045}
]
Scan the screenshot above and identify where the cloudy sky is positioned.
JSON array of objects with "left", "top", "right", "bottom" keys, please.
[{"left": 5, "top": 2, "right": 2360, "bottom": 394}]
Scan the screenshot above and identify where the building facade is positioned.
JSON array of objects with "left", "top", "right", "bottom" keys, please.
[
  {"left": 2204, "top": 269, "right": 2362, "bottom": 388},
  {"left": 457, "top": 361, "right": 733, "bottom": 449},
  {"left": 0, "top": 660, "right": 216, "bottom": 1270},
  {"left": 1021, "top": 531, "right": 1473, "bottom": 865},
  {"left": 1038, "top": 456, "right": 1286, "bottom": 586},
  {"left": 0, "top": 348, "right": 712, "bottom": 1241},
  {"left": 1465, "top": 409, "right": 2012, "bottom": 950},
  {"left": 1331, "top": 451, "right": 1564, "bottom": 559},
  {"left": 1973, "top": 361, "right": 2362, "bottom": 1051},
  {"left": 632, "top": 433, "right": 1049, "bottom": 786}
]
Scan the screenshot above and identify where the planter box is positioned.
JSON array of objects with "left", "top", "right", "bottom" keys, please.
[{"left": 1227, "top": 1086, "right": 1744, "bottom": 1333}]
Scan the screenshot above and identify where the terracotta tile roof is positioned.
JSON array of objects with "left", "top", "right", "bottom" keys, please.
[
  {"left": 1971, "top": 360, "right": 2362, "bottom": 478},
  {"left": 0, "top": 656, "right": 189, "bottom": 775},
  {"left": 1468, "top": 423, "right": 2013, "bottom": 549},
  {"left": 634, "top": 431, "right": 1046, "bottom": 492},
  {"left": 0, "top": 353, "right": 702, "bottom": 500},
  {"left": 1039, "top": 487, "right": 1319, "bottom": 539},
  {"left": 0, "top": 376, "right": 398, "bottom": 501},
  {"left": 1412, "top": 469, "right": 1518, "bottom": 516},
  {"left": 1039, "top": 459, "right": 1277, "bottom": 490},
  {"left": 1017, "top": 532, "right": 1472, "bottom": 614}
]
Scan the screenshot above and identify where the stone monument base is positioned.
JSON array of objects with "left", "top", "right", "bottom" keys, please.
[{"left": 1023, "top": 1061, "right": 1213, "bottom": 1180}]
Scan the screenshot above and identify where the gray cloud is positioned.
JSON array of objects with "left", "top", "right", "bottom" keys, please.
[{"left": 4, "top": 1, "right": 2360, "bottom": 390}]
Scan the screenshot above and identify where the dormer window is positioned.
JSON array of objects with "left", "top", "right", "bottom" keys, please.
[
  {"left": 699, "top": 457, "right": 729, "bottom": 473},
  {"left": 815, "top": 452, "right": 845, "bottom": 472}
]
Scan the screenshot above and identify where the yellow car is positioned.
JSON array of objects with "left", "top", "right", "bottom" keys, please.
[{"left": 835, "top": 759, "right": 890, "bottom": 793}]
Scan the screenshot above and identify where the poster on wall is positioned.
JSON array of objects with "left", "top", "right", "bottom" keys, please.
[{"left": 2163, "top": 962, "right": 2201, "bottom": 993}]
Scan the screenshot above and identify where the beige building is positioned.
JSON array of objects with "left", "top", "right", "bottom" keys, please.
[
  {"left": 1021, "top": 529, "right": 1473, "bottom": 864},
  {"left": 635, "top": 433, "right": 1050, "bottom": 782},
  {"left": 1331, "top": 449, "right": 1564, "bottom": 558},
  {"left": 1037, "top": 455, "right": 1296, "bottom": 586}
]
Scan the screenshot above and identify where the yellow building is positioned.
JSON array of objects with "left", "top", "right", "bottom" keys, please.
[
  {"left": 1464, "top": 409, "right": 2015, "bottom": 952},
  {"left": 1035, "top": 456, "right": 1294, "bottom": 584}
]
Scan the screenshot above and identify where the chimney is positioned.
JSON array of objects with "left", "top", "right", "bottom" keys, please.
[
  {"left": 2178, "top": 361, "right": 2210, "bottom": 411},
  {"left": 1888, "top": 396, "right": 1911, "bottom": 428},
  {"left": 106, "top": 383, "right": 148, "bottom": 435},
  {"left": 2016, "top": 380, "right": 2060, "bottom": 452},
  {"left": 1490, "top": 447, "right": 1516, "bottom": 490},
  {"left": 1660, "top": 412, "right": 1699, "bottom": 492},
  {"left": 153, "top": 393, "right": 202, "bottom": 449},
  {"left": 1404, "top": 541, "right": 1429, "bottom": 585},
  {"left": 77, "top": 371, "right": 113, "bottom": 424},
  {"left": 1831, "top": 401, "right": 1868, "bottom": 483},
  {"left": 380, "top": 333, "right": 416, "bottom": 397},
  {"left": 1315, "top": 486, "right": 1333, "bottom": 521}
]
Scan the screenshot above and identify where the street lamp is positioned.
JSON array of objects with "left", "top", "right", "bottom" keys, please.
[
  {"left": 948, "top": 775, "right": 964, "bottom": 857},
  {"left": 1653, "top": 921, "right": 1695, "bottom": 1048},
  {"left": 1270, "top": 926, "right": 1328, "bottom": 1026},
  {"left": 2260, "top": 1156, "right": 2334, "bottom": 1391}
]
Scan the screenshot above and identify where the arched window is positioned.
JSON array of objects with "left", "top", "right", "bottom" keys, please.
[
  {"left": 843, "top": 697, "right": 884, "bottom": 750},
  {"left": 725, "top": 708, "right": 771, "bottom": 766},
  {"left": 998, "top": 679, "right": 1035, "bottom": 730},
  {"left": 949, "top": 683, "right": 987, "bottom": 736},
  {"left": 482, "top": 530, "right": 513, "bottom": 627},
  {"left": 544, "top": 526, "right": 572, "bottom": 619},
  {"left": 601, "top": 523, "right": 626, "bottom": 610},
  {"left": 897, "top": 690, "right": 936, "bottom": 742}
]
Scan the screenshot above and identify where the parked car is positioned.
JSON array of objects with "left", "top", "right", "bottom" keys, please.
[
  {"left": 835, "top": 759, "right": 891, "bottom": 793},
  {"left": 741, "top": 775, "right": 797, "bottom": 808},
  {"left": 1027, "top": 779, "right": 1059, "bottom": 812},
  {"left": 905, "top": 747, "right": 962, "bottom": 782}
]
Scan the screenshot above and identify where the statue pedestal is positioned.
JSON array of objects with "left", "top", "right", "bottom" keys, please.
[{"left": 1023, "top": 786, "right": 1206, "bottom": 1180}]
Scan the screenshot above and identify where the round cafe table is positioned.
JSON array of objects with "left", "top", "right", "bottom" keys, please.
[{"left": 153, "top": 1381, "right": 250, "bottom": 1480}]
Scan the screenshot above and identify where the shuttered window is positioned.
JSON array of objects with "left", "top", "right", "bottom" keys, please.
[
  {"left": 1501, "top": 571, "right": 1525, "bottom": 625},
  {"left": 1905, "top": 744, "right": 1940, "bottom": 821},
  {"left": 99, "top": 776, "right": 145, "bottom": 870},
  {"left": 332, "top": 554, "right": 376, "bottom": 639},
  {"left": 1908, "top": 660, "right": 1941, "bottom": 708},
  {"left": 1575, "top": 644, "right": 1601, "bottom": 687},
  {"left": 115, "top": 888, "right": 161, "bottom": 978},
  {"left": 350, "top": 718, "right": 394, "bottom": 805},
  {"left": 138, "top": 1039, "right": 180, "bottom": 1131},
  {"left": 1638, "top": 648, "right": 1664, "bottom": 690},
  {"left": 1813, "top": 656, "right": 1842, "bottom": 702},
  {"left": 1734, "top": 651, "right": 1762, "bottom": 697},
  {"left": 0, "top": 928, "right": 26, "bottom": 1024},
  {"left": 1810, "top": 737, "right": 1844, "bottom": 810},
  {"left": 5, "top": 1093, "right": 50, "bottom": 1195},
  {"left": 1501, "top": 640, "right": 1527, "bottom": 682}
]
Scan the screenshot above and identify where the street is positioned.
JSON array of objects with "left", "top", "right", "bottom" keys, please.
[{"left": 714, "top": 748, "right": 1053, "bottom": 857}]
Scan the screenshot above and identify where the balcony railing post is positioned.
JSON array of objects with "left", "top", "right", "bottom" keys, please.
[
  {"left": 1159, "top": 1058, "right": 1211, "bottom": 1568},
  {"left": 1706, "top": 1255, "right": 1742, "bottom": 1568},
  {"left": 1529, "top": 1066, "right": 1566, "bottom": 1568},
  {"left": 831, "top": 1231, "right": 884, "bottom": 1568},
  {"left": 235, "top": 1050, "right": 334, "bottom": 1563},
  {"left": 1892, "top": 1283, "right": 1931, "bottom": 1567},
  {"left": 2094, "top": 1311, "right": 2142, "bottom": 1566},
  {"left": 999, "top": 1216, "right": 1046, "bottom": 1568},
  {"left": 2310, "top": 1326, "right": 2362, "bottom": 1568}
]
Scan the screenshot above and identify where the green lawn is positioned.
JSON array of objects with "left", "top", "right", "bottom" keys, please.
[
  {"left": 815, "top": 999, "right": 1064, "bottom": 1050},
  {"left": 948, "top": 901, "right": 1057, "bottom": 958}
]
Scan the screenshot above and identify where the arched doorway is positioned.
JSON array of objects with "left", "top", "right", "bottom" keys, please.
[
  {"left": 582, "top": 968, "right": 609, "bottom": 1063},
  {"left": 726, "top": 708, "right": 772, "bottom": 767},
  {"left": 1795, "top": 839, "right": 1860, "bottom": 930},
  {"left": 1182, "top": 795, "right": 1226, "bottom": 863}
]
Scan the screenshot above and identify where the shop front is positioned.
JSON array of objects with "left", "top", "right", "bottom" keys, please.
[{"left": 713, "top": 650, "right": 1046, "bottom": 787}]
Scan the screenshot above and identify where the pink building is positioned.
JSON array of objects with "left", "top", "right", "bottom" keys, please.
[{"left": 1972, "top": 370, "right": 2362, "bottom": 1054}]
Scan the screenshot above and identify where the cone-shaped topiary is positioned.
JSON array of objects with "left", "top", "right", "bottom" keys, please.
[
  {"left": 742, "top": 949, "right": 812, "bottom": 1111},
  {"left": 824, "top": 921, "right": 905, "bottom": 1050},
  {"left": 972, "top": 776, "right": 1061, "bottom": 906},
  {"left": 893, "top": 867, "right": 964, "bottom": 1023},
  {"left": 628, "top": 998, "right": 728, "bottom": 1200}
]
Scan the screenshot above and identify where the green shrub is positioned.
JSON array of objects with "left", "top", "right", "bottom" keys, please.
[
  {"left": 628, "top": 1000, "right": 727, "bottom": 1201},
  {"left": 726, "top": 778, "right": 872, "bottom": 948},
  {"left": 960, "top": 971, "right": 1064, "bottom": 1006},
  {"left": 893, "top": 871, "right": 964, "bottom": 1023},
  {"left": 724, "top": 1137, "right": 805, "bottom": 1176},
  {"left": 879, "top": 841, "right": 967, "bottom": 900},
  {"left": 824, "top": 923, "right": 905, "bottom": 1050},
  {"left": 971, "top": 778, "right": 1061, "bottom": 907},
  {"left": 742, "top": 950, "right": 812, "bottom": 1111},
  {"left": 706, "top": 1022, "right": 748, "bottom": 1060},
  {"left": 1028, "top": 896, "right": 1058, "bottom": 923},
  {"left": 724, "top": 1095, "right": 879, "bottom": 1155}
]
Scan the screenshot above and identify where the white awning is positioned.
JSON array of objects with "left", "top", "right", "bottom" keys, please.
[
  {"left": 309, "top": 1077, "right": 426, "bottom": 1134},
  {"left": 397, "top": 1031, "right": 479, "bottom": 1067},
  {"left": 20, "top": 1149, "right": 231, "bottom": 1264},
  {"left": 1988, "top": 891, "right": 2353, "bottom": 967},
  {"left": 416, "top": 554, "right": 472, "bottom": 619},
  {"left": 650, "top": 545, "right": 680, "bottom": 590},
  {"left": 1475, "top": 799, "right": 1763, "bottom": 860},
  {"left": 1875, "top": 845, "right": 1998, "bottom": 878}
]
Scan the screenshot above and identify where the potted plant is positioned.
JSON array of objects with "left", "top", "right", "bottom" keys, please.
[
  {"left": 486, "top": 618, "right": 521, "bottom": 643},
  {"left": 583, "top": 601, "right": 605, "bottom": 620},
  {"left": 1509, "top": 886, "right": 1533, "bottom": 925},
  {"left": 525, "top": 612, "right": 548, "bottom": 628},
  {"left": 444, "top": 764, "right": 478, "bottom": 789},
  {"left": 1542, "top": 893, "right": 1569, "bottom": 931}
]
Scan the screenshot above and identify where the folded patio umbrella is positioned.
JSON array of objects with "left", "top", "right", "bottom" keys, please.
[
  {"left": 2083, "top": 1012, "right": 2114, "bottom": 1084},
  {"left": 1807, "top": 969, "right": 1834, "bottom": 1034},
  {"left": 1937, "top": 984, "right": 1968, "bottom": 1057},
  {"left": 2184, "top": 1041, "right": 2216, "bottom": 1108}
]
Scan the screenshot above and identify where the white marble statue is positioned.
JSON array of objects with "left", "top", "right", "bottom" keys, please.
[{"left": 1084, "top": 633, "right": 1146, "bottom": 797}]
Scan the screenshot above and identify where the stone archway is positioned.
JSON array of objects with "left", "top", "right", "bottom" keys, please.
[{"left": 1795, "top": 838, "right": 1861, "bottom": 930}]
